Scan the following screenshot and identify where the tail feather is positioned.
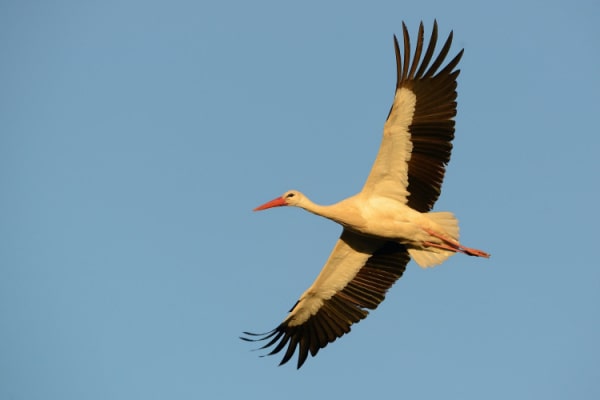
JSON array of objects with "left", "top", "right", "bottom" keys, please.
[
  {"left": 408, "top": 247, "right": 455, "bottom": 268},
  {"left": 408, "top": 212, "right": 460, "bottom": 268},
  {"left": 428, "top": 211, "right": 459, "bottom": 240}
]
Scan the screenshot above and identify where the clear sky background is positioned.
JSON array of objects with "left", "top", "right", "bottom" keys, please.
[{"left": 1, "top": 1, "right": 599, "bottom": 399}]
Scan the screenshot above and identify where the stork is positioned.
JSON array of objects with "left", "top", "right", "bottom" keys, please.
[{"left": 242, "top": 20, "right": 489, "bottom": 369}]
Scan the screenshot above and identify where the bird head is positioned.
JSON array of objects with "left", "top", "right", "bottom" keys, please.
[{"left": 253, "top": 190, "right": 304, "bottom": 211}]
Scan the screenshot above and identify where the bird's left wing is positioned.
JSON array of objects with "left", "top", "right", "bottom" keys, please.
[
  {"left": 362, "top": 21, "right": 463, "bottom": 212},
  {"left": 242, "top": 230, "right": 409, "bottom": 368}
]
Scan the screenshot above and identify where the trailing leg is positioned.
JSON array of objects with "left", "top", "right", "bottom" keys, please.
[{"left": 423, "top": 228, "right": 490, "bottom": 259}]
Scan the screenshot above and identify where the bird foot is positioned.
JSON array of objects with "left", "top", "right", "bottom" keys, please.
[{"left": 461, "top": 247, "right": 490, "bottom": 258}]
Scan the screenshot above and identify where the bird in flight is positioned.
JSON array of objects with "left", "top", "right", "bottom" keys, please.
[{"left": 242, "top": 20, "right": 490, "bottom": 369}]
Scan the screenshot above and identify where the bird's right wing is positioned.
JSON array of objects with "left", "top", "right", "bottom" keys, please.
[{"left": 242, "top": 230, "right": 409, "bottom": 368}]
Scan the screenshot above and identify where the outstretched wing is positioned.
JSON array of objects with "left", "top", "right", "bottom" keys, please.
[
  {"left": 242, "top": 230, "right": 409, "bottom": 368},
  {"left": 362, "top": 20, "right": 464, "bottom": 212}
]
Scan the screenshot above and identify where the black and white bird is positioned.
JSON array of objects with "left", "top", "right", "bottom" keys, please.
[{"left": 242, "top": 20, "right": 489, "bottom": 369}]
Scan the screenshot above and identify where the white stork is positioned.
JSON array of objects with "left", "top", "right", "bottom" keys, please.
[{"left": 242, "top": 21, "right": 490, "bottom": 368}]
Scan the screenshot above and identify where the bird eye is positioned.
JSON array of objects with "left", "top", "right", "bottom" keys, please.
[{"left": 286, "top": 193, "right": 295, "bottom": 198}]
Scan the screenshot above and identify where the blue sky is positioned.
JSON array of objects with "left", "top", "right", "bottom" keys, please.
[{"left": 1, "top": 1, "right": 599, "bottom": 399}]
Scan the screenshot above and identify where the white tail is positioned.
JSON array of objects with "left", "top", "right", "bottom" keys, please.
[{"left": 408, "top": 212, "right": 460, "bottom": 268}]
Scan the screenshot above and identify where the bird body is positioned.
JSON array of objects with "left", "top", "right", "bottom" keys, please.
[
  {"left": 243, "top": 21, "right": 490, "bottom": 368},
  {"left": 257, "top": 190, "right": 469, "bottom": 267}
]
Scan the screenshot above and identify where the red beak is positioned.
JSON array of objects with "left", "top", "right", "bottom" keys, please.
[{"left": 253, "top": 196, "right": 287, "bottom": 211}]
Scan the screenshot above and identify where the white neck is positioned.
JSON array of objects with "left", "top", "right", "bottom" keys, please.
[{"left": 296, "top": 195, "right": 364, "bottom": 230}]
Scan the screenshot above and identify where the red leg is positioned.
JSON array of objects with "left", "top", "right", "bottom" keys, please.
[
  {"left": 423, "top": 241, "right": 461, "bottom": 252},
  {"left": 423, "top": 228, "right": 490, "bottom": 259}
]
